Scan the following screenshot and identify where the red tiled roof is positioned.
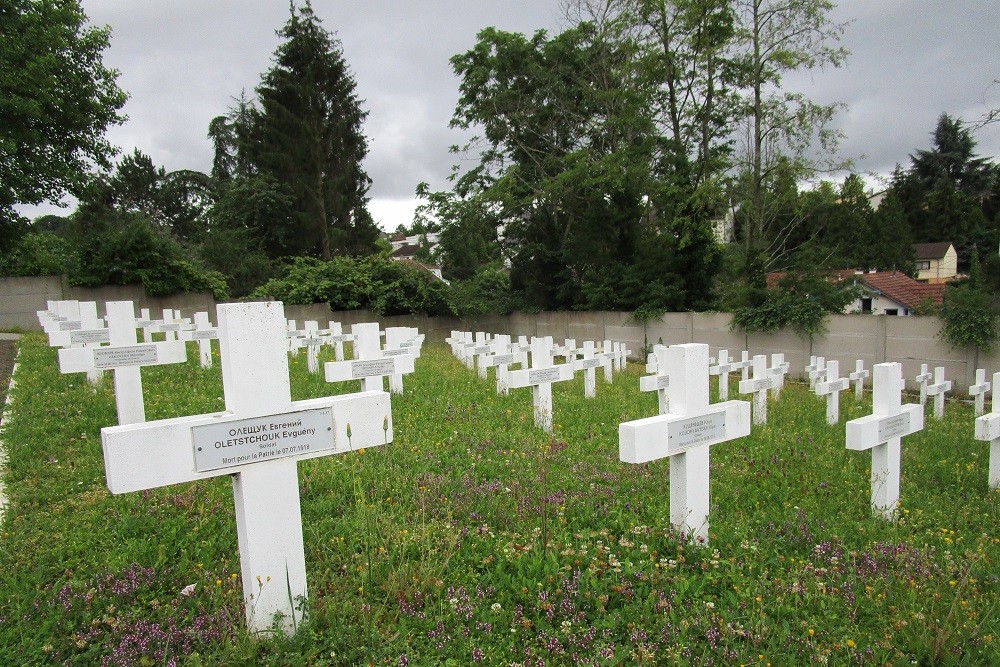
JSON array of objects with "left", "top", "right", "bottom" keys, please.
[
  {"left": 858, "top": 271, "right": 946, "bottom": 309},
  {"left": 913, "top": 242, "right": 953, "bottom": 260}
]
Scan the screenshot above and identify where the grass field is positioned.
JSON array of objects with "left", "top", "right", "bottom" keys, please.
[{"left": 0, "top": 334, "right": 997, "bottom": 666}]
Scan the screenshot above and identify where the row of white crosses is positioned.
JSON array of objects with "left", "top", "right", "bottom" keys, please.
[{"left": 102, "top": 301, "right": 395, "bottom": 634}]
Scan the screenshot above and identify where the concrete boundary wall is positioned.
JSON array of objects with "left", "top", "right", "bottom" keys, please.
[{"left": 2, "top": 276, "right": 996, "bottom": 394}]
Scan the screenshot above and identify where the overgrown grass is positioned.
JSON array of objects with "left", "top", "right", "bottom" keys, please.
[{"left": 0, "top": 334, "right": 997, "bottom": 665}]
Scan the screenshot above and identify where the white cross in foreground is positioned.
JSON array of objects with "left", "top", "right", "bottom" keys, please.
[
  {"left": 101, "top": 302, "right": 393, "bottom": 635},
  {"left": 849, "top": 360, "right": 869, "bottom": 399},
  {"left": 619, "top": 343, "right": 751, "bottom": 544},
  {"left": 846, "top": 363, "right": 924, "bottom": 520},
  {"left": 815, "top": 360, "right": 850, "bottom": 425},
  {"left": 969, "top": 369, "right": 991, "bottom": 417},
  {"left": 58, "top": 301, "right": 187, "bottom": 425},
  {"left": 507, "top": 337, "right": 574, "bottom": 433},
  {"left": 974, "top": 371, "right": 1000, "bottom": 488},
  {"left": 926, "top": 366, "right": 952, "bottom": 419}
]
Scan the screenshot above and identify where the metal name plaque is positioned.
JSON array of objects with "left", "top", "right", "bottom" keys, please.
[
  {"left": 493, "top": 353, "right": 517, "bottom": 365},
  {"left": 380, "top": 349, "right": 411, "bottom": 357},
  {"left": 93, "top": 345, "right": 159, "bottom": 369},
  {"left": 136, "top": 319, "right": 156, "bottom": 328},
  {"left": 656, "top": 375, "right": 669, "bottom": 389},
  {"left": 58, "top": 321, "right": 83, "bottom": 331},
  {"left": 877, "top": 412, "right": 911, "bottom": 442},
  {"left": 70, "top": 329, "right": 111, "bottom": 345},
  {"left": 158, "top": 323, "right": 181, "bottom": 332},
  {"left": 667, "top": 410, "right": 727, "bottom": 454},
  {"left": 351, "top": 358, "right": 396, "bottom": 379},
  {"left": 192, "top": 407, "right": 335, "bottom": 472},
  {"left": 528, "top": 367, "right": 562, "bottom": 384},
  {"left": 579, "top": 358, "right": 601, "bottom": 369},
  {"left": 192, "top": 329, "right": 218, "bottom": 340},
  {"left": 472, "top": 345, "right": 491, "bottom": 354}
]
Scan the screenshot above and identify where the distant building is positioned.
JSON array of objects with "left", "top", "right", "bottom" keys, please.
[
  {"left": 710, "top": 208, "right": 735, "bottom": 244},
  {"left": 850, "top": 271, "right": 946, "bottom": 316},
  {"left": 765, "top": 268, "right": 946, "bottom": 316},
  {"left": 385, "top": 231, "right": 446, "bottom": 283},
  {"left": 913, "top": 242, "right": 958, "bottom": 284}
]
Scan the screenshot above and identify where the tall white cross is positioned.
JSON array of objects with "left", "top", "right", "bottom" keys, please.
[
  {"left": 969, "top": 369, "right": 991, "bottom": 417},
  {"left": 807, "top": 356, "right": 826, "bottom": 391},
  {"left": 507, "top": 337, "right": 574, "bottom": 433},
  {"left": 846, "top": 363, "right": 924, "bottom": 519},
  {"left": 849, "top": 360, "right": 869, "bottom": 399},
  {"left": 739, "top": 355, "right": 776, "bottom": 425},
  {"left": 619, "top": 343, "right": 751, "bottom": 544},
  {"left": 639, "top": 345, "right": 670, "bottom": 415},
  {"left": 325, "top": 323, "right": 414, "bottom": 394},
  {"left": 709, "top": 350, "right": 734, "bottom": 401},
  {"left": 926, "top": 366, "right": 952, "bottom": 419},
  {"left": 58, "top": 301, "right": 187, "bottom": 425},
  {"left": 101, "top": 302, "right": 393, "bottom": 635},
  {"left": 769, "top": 353, "right": 789, "bottom": 399},
  {"left": 974, "top": 371, "right": 1000, "bottom": 488},
  {"left": 179, "top": 311, "right": 218, "bottom": 369},
  {"left": 601, "top": 340, "right": 615, "bottom": 382},
  {"left": 326, "top": 321, "right": 348, "bottom": 361},
  {"left": 485, "top": 335, "right": 524, "bottom": 395},
  {"left": 915, "top": 364, "right": 932, "bottom": 405},
  {"left": 815, "top": 360, "right": 850, "bottom": 425},
  {"left": 573, "top": 341, "right": 601, "bottom": 398}
]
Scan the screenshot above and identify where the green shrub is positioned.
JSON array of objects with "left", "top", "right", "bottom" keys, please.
[
  {"left": 0, "top": 231, "right": 76, "bottom": 276},
  {"left": 252, "top": 256, "right": 456, "bottom": 316}
]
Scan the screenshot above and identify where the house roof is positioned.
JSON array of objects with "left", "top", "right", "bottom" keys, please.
[
  {"left": 390, "top": 243, "right": 421, "bottom": 258},
  {"left": 857, "top": 271, "right": 946, "bottom": 309},
  {"left": 913, "top": 242, "right": 954, "bottom": 260}
]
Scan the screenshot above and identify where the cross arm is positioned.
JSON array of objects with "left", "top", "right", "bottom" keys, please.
[
  {"left": 976, "top": 413, "right": 1000, "bottom": 442},
  {"left": 846, "top": 404, "right": 923, "bottom": 451},
  {"left": 58, "top": 341, "right": 187, "bottom": 373},
  {"left": 619, "top": 400, "right": 751, "bottom": 464},
  {"left": 324, "top": 356, "right": 414, "bottom": 382},
  {"left": 507, "top": 363, "right": 575, "bottom": 389},
  {"left": 102, "top": 391, "right": 392, "bottom": 494}
]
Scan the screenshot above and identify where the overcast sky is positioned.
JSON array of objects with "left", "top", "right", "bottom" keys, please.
[{"left": 21, "top": 1, "right": 1000, "bottom": 229}]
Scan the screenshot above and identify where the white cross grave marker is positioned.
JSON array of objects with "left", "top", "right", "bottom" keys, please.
[
  {"left": 507, "top": 337, "right": 574, "bottom": 433},
  {"left": 969, "top": 369, "right": 991, "bottom": 417},
  {"left": 325, "top": 322, "right": 349, "bottom": 361},
  {"left": 180, "top": 311, "right": 218, "bottom": 369},
  {"left": 926, "top": 366, "right": 952, "bottom": 419},
  {"left": 572, "top": 341, "right": 602, "bottom": 398},
  {"left": 974, "top": 371, "right": 1000, "bottom": 488},
  {"left": 709, "top": 350, "right": 734, "bottom": 401},
  {"left": 485, "top": 335, "right": 525, "bottom": 395},
  {"left": 137, "top": 308, "right": 156, "bottom": 343},
  {"left": 639, "top": 345, "right": 670, "bottom": 415},
  {"left": 846, "top": 362, "right": 924, "bottom": 519},
  {"left": 769, "top": 353, "right": 790, "bottom": 399},
  {"left": 325, "top": 323, "right": 414, "bottom": 394},
  {"left": 601, "top": 340, "right": 615, "bottom": 382},
  {"left": 807, "top": 356, "right": 826, "bottom": 391},
  {"left": 101, "top": 302, "right": 393, "bottom": 634},
  {"left": 849, "top": 360, "right": 869, "bottom": 400},
  {"left": 59, "top": 301, "right": 187, "bottom": 425},
  {"left": 815, "top": 360, "right": 850, "bottom": 425},
  {"left": 915, "top": 364, "right": 932, "bottom": 406},
  {"left": 737, "top": 351, "right": 751, "bottom": 382},
  {"left": 739, "top": 355, "right": 776, "bottom": 425},
  {"left": 619, "top": 343, "right": 751, "bottom": 544},
  {"left": 383, "top": 327, "right": 423, "bottom": 393}
]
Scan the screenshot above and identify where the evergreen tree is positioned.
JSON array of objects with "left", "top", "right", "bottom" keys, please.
[{"left": 252, "top": 2, "right": 377, "bottom": 259}]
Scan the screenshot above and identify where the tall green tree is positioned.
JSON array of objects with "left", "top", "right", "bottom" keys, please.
[
  {"left": 895, "top": 114, "right": 998, "bottom": 269},
  {"left": 730, "top": 0, "right": 848, "bottom": 277},
  {"left": 250, "top": 1, "right": 377, "bottom": 259},
  {"left": 1, "top": 0, "right": 127, "bottom": 249}
]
